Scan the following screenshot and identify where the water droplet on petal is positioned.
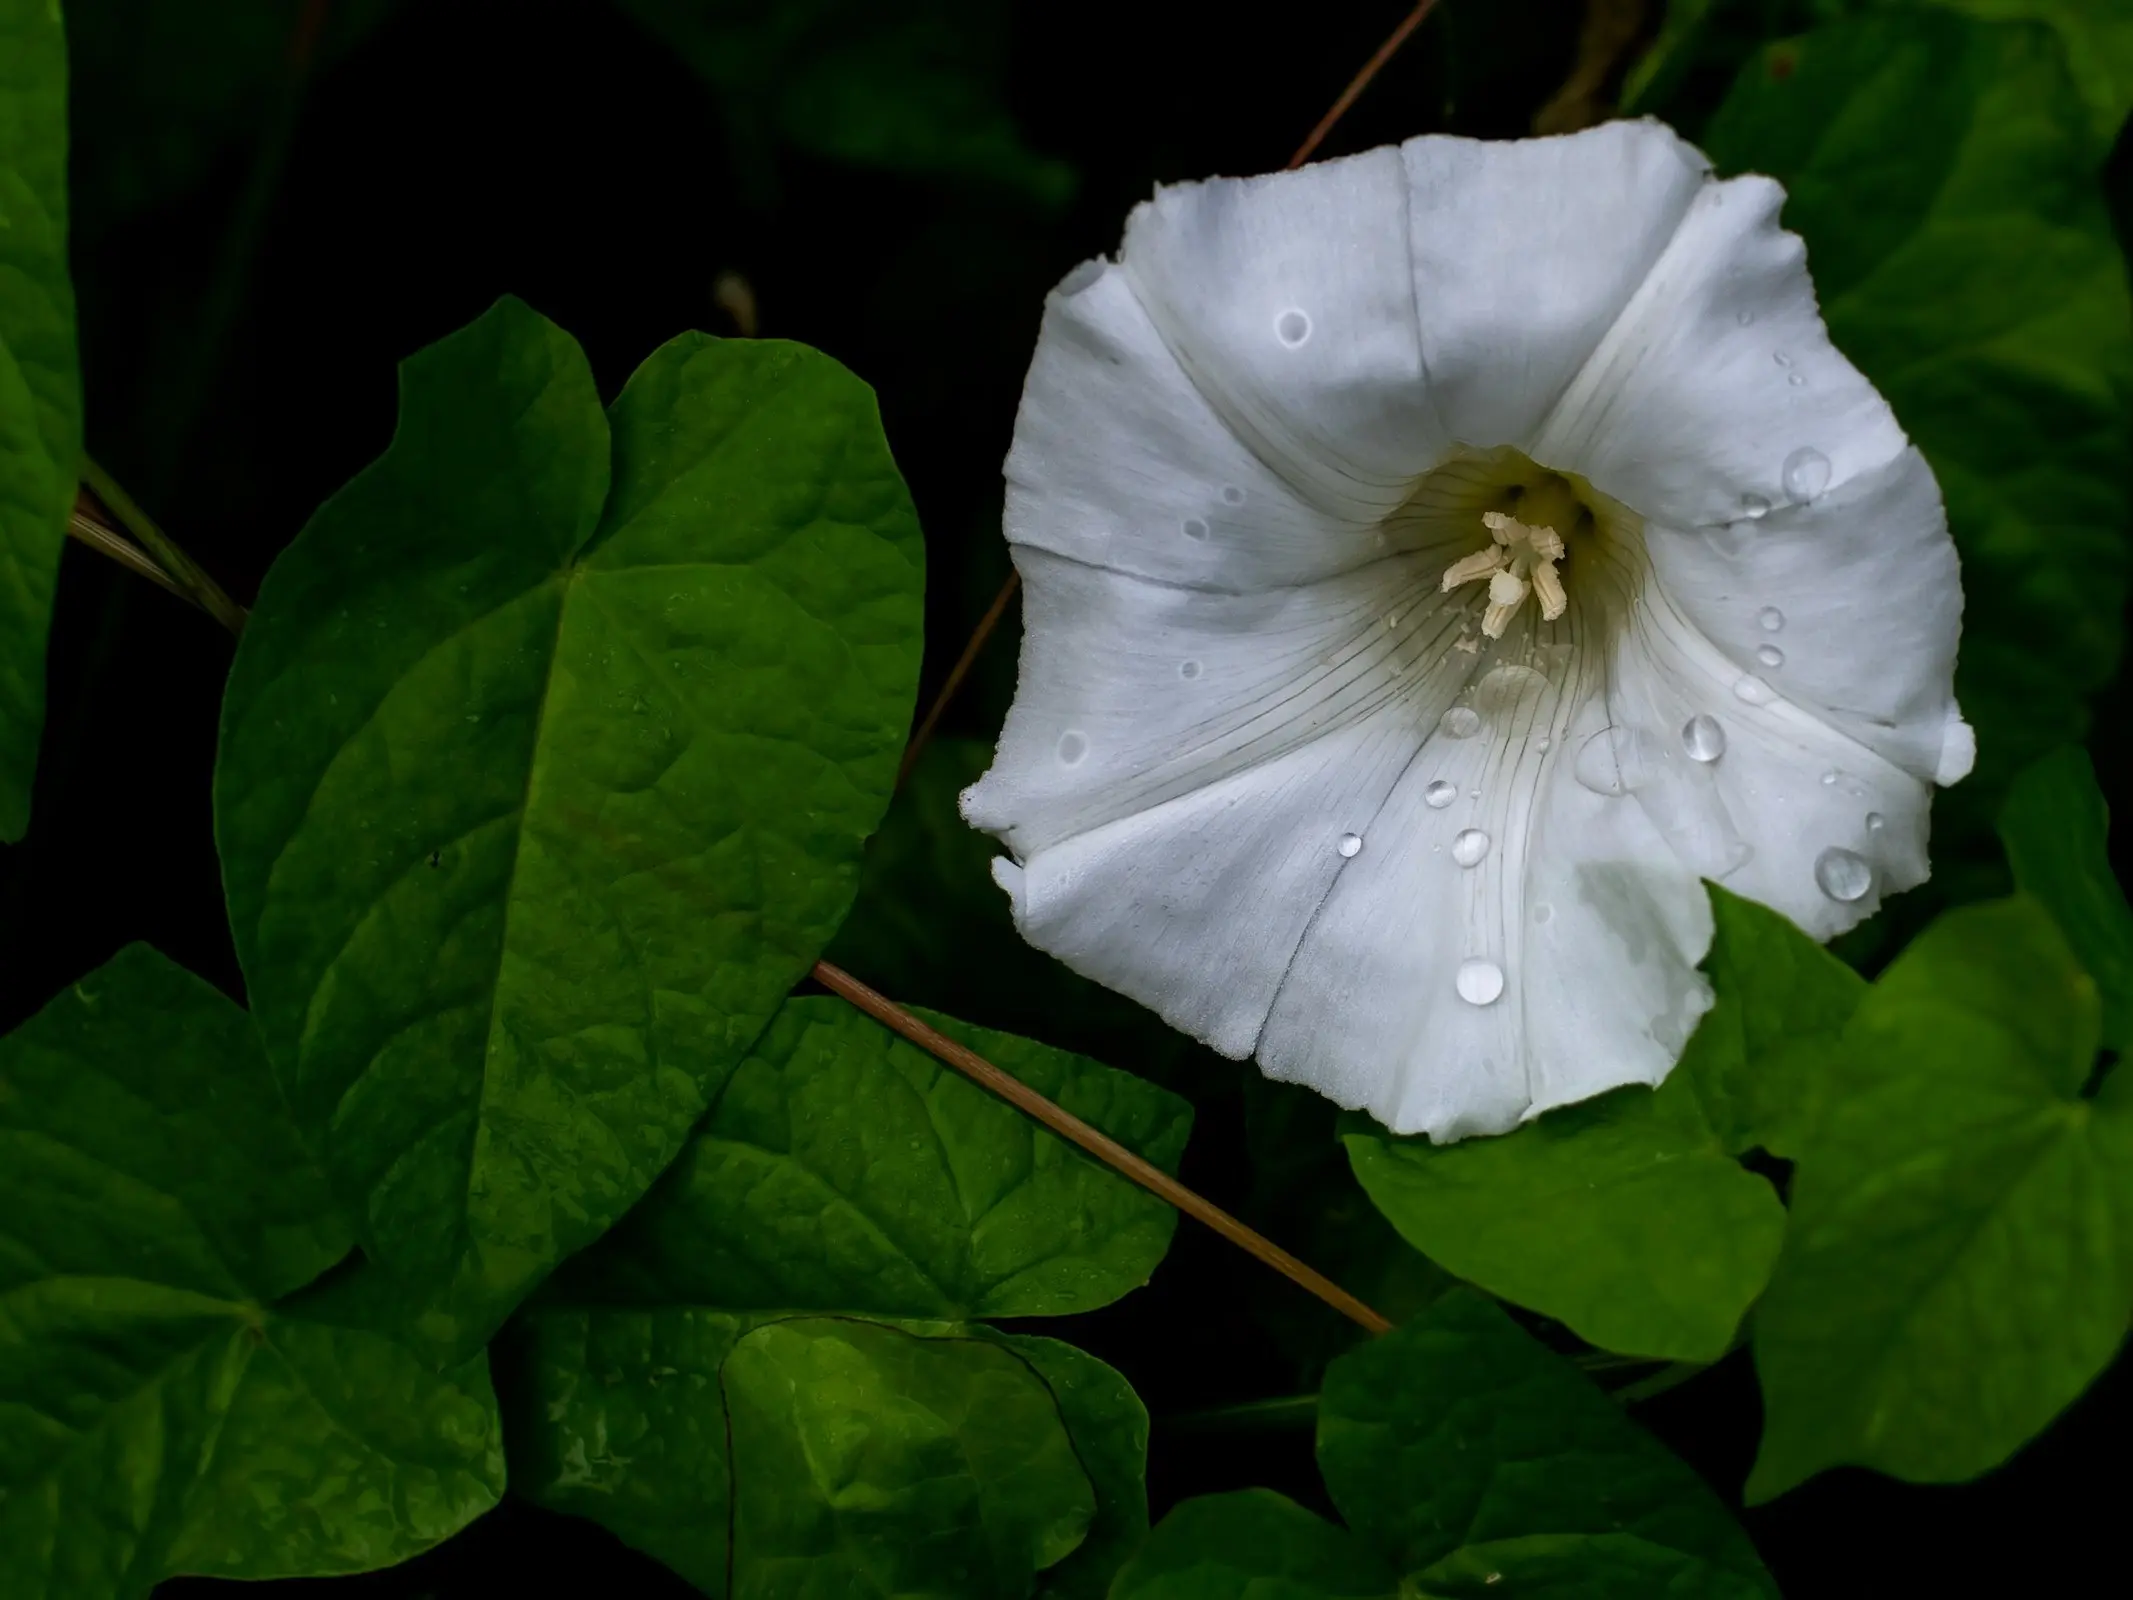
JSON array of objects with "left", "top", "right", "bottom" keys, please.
[
  {"left": 1056, "top": 731, "right": 1088, "bottom": 765},
  {"left": 1773, "top": 350, "right": 1793, "bottom": 367},
  {"left": 1336, "top": 832, "right": 1363, "bottom": 858},
  {"left": 1821, "top": 769, "right": 1839, "bottom": 785},
  {"left": 1424, "top": 779, "right": 1457, "bottom": 809},
  {"left": 1221, "top": 485, "right": 1247, "bottom": 505},
  {"left": 1736, "top": 310, "right": 1755, "bottom": 327},
  {"left": 1866, "top": 812, "right": 1886, "bottom": 832},
  {"left": 1787, "top": 372, "right": 1806, "bottom": 387},
  {"left": 1740, "top": 493, "right": 1771, "bottom": 521},
  {"left": 1179, "top": 659, "right": 1202, "bottom": 680},
  {"left": 1451, "top": 828, "right": 1490, "bottom": 867},
  {"left": 1456, "top": 959, "right": 1505, "bottom": 1006},
  {"left": 1533, "top": 902, "right": 1554, "bottom": 924},
  {"left": 1733, "top": 674, "right": 1776, "bottom": 705},
  {"left": 1275, "top": 309, "right": 1311, "bottom": 346},
  {"left": 1439, "top": 705, "right": 1482, "bottom": 739},
  {"left": 1574, "top": 725, "right": 1663, "bottom": 797},
  {"left": 1536, "top": 735, "right": 1551, "bottom": 752},
  {"left": 1182, "top": 517, "right": 1208, "bottom": 540},
  {"left": 1681, "top": 714, "right": 1727, "bottom": 762},
  {"left": 1758, "top": 606, "right": 1785, "bottom": 632},
  {"left": 1782, "top": 446, "right": 1831, "bottom": 501},
  {"left": 1815, "top": 846, "right": 1873, "bottom": 902},
  {"left": 1757, "top": 643, "right": 1785, "bottom": 668}
]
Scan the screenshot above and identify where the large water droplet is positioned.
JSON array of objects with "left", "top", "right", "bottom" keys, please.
[
  {"left": 1866, "top": 812, "right": 1886, "bottom": 833},
  {"left": 1758, "top": 606, "right": 1785, "bottom": 632},
  {"left": 1424, "top": 779, "right": 1457, "bottom": 809},
  {"left": 1056, "top": 731, "right": 1088, "bottom": 765},
  {"left": 1756, "top": 644, "right": 1785, "bottom": 668},
  {"left": 1455, "top": 958, "right": 1505, "bottom": 1006},
  {"left": 1814, "top": 846, "right": 1873, "bottom": 902},
  {"left": 1179, "top": 659, "right": 1202, "bottom": 680},
  {"left": 1681, "top": 714, "right": 1727, "bottom": 762},
  {"left": 1733, "top": 674, "right": 1776, "bottom": 706},
  {"left": 1782, "top": 446, "right": 1831, "bottom": 501},
  {"left": 1451, "top": 828, "right": 1491, "bottom": 867},
  {"left": 1275, "top": 309, "right": 1311, "bottom": 347},
  {"left": 1439, "top": 705, "right": 1482, "bottom": 739},
  {"left": 1740, "top": 493, "right": 1772, "bottom": 521},
  {"left": 1221, "top": 485, "right": 1247, "bottom": 505},
  {"left": 1336, "top": 832, "right": 1363, "bottom": 858},
  {"left": 1182, "top": 517, "right": 1209, "bottom": 540},
  {"left": 1574, "top": 725, "right": 1664, "bottom": 797}
]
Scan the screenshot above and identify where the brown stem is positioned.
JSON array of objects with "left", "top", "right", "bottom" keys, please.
[
  {"left": 80, "top": 460, "right": 248, "bottom": 636},
  {"left": 812, "top": 959, "right": 1395, "bottom": 1335},
  {"left": 892, "top": 0, "right": 1445, "bottom": 786},
  {"left": 66, "top": 505, "right": 201, "bottom": 609}
]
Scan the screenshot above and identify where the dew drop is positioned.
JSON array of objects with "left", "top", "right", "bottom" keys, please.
[
  {"left": 1182, "top": 517, "right": 1209, "bottom": 540},
  {"left": 1455, "top": 958, "right": 1506, "bottom": 1006},
  {"left": 1866, "top": 812, "right": 1886, "bottom": 832},
  {"left": 1814, "top": 846, "right": 1873, "bottom": 902},
  {"left": 1336, "top": 832, "right": 1363, "bottom": 858},
  {"left": 1574, "top": 725, "right": 1660, "bottom": 797},
  {"left": 1787, "top": 372, "right": 1806, "bottom": 387},
  {"left": 1056, "top": 730, "right": 1088, "bottom": 765},
  {"left": 1536, "top": 735, "right": 1552, "bottom": 752},
  {"left": 1782, "top": 446, "right": 1831, "bottom": 501},
  {"left": 1732, "top": 673, "right": 1776, "bottom": 706},
  {"left": 1681, "top": 714, "right": 1727, "bottom": 762},
  {"left": 1758, "top": 606, "right": 1785, "bottom": 632},
  {"left": 1533, "top": 902, "right": 1554, "bottom": 925},
  {"left": 1773, "top": 350, "right": 1793, "bottom": 367},
  {"left": 1424, "top": 779, "right": 1457, "bottom": 809},
  {"left": 1439, "top": 705, "right": 1482, "bottom": 739},
  {"left": 1221, "top": 485, "right": 1247, "bottom": 505},
  {"left": 1756, "top": 643, "right": 1785, "bottom": 668},
  {"left": 1179, "top": 659, "right": 1202, "bottom": 680},
  {"left": 1735, "top": 309, "right": 1755, "bottom": 327},
  {"left": 1451, "top": 828, "right": 1491, "bottom": 867},
  {"left": 1821, "top": 769, "right": 1839, "bottom": 785},
  {"left": 1275, "top": 308, "right": 1311, "bottom": 347},
  {"left": 1740, "top": 493, "right": 1772, "bottom": 521}
]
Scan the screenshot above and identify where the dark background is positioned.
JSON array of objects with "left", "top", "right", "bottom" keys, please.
[{"left": 6, "top": 2, "right": 2126, "bottom": 1595}]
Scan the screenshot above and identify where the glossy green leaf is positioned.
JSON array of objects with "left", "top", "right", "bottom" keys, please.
[
  {"left": 1749, "top": 896, "right": 2132, "bottom": 1498},
  {"left": 1319, "top": 1292, "right": 1776, "bottom": 1597},
  {"left": 1340, "top": 892, "right": 1834, "bottom": 1362},
  {"left": 618, "top": 0, "right": 1074, "bottom": 207},
  {"left": 1110, "top": 1490, "right": 1396, "bottom": 1600},
  {"left": 997, "top": 1333, "right": 1152, "bottom": 1600},
  {"left": 1703, "top": 11, "right": 2133, "bottom": 816},
  {"left": 1999, "top": 746, "right": 2133, "bottom": 1048},
  {"left": 560, "top": 996, "right": 1190, "bottom": 1320},
  {"left": 505, "top": 1306, "right": 1122, "bottom": 1598},
  {"left": 0, "top": 946, "right": 501, "bottom": 1597},
  {"left": 216, "top": 298, "right": 924, "bottom": 1356},
  {"left": 0, "top": 0, "right": 79, "bottom": 842}
]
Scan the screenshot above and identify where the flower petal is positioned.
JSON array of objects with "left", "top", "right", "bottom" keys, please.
[
  {"left": 1117, "top": 145, "right": 1443, "bottom": 518},
  {"left": 1004, "top": 264, "right": 1401, "bottom": 592},
  {"left": 1638, "top": 447, "right": 1964, "bottom": 779},
  {"left": 1533, "top": 173, "right": 1909, "bottom": 529},
  {"left": 1399, "top": 120, "right": 1710, "bottom": 449}
]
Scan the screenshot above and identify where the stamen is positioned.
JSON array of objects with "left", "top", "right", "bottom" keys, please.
[
  {"left": 1442, "top": 505, "right": 1575, "bottom": 636},
  {"left": 1440, "top": 546, "right": 1506, "bottom": 592}
]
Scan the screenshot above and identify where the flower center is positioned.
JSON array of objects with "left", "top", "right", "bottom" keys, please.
[{"left": 1438, "top": 474, "right": 1593, "bottom": 639}]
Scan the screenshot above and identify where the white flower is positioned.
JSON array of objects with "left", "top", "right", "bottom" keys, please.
[{"left": 961, "top": 121, "right": 1970, "bottom": 1141}]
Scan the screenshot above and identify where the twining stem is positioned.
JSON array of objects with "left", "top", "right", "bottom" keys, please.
[
  {"left": 813, "top": 959, "right": 1395, "bottom": 1335},
  {"left": 892, "top": 0, "right": 1445, "bottom": 784},
  {"left": 66, "top": 503, "right": 197, "bottom": 607},
  {"left": 79, "top": 458, "right": 249, "bottom": 636},
  {"left": 1163, "top": 1393, "right": 1323, "bottom": 1435}
]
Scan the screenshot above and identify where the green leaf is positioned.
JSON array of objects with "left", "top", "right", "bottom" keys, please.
[
  {"left": 504, "top": 1306, "right": 1116, "bottom": 1597},
  {"left": 1702, "top": 11, "right": 2133, "bottom": 818},
  {"left": 0, "top": 0, "right": 79, "bottom": 843},
  {"left": 558, "top": 996, "right": 1190, "bottom": 1320},
  {"left": 618, "top": 0, "right": 1074, "bottom": 207},
  {"left": 1318, "top": 1292, "right": 1776, "bottom": 1596},
  {"left": 0, "top": 946, "right": 501, "bottom": 1597},
  {"left": 216, "top": 298, "right": 924, "bottom": 1356},
  {"left": 1999, "top": 746, "right": 2133, "bottom": 1048},
  {"left": 1339, "top": 887, "right": 1846, "bottom": 1362},
  {"left": 1410, "top": 1534, "right": 1754, "bottom": 1599},
  {"left": 1109, "top": 1490, "right": 1396, "bottom": 1600},
  {"left": 1748, "top": 895, "right": 2131, "bottom": 1498},
  {"left": 992, "top": 1333, "right": 1152, "bottom": 1600}
]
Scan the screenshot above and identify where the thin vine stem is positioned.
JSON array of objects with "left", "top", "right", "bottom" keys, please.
[
  {"left": 893, "top": 0, "right": 1444, "bottom": 785},
  {"left": 812, "top": 959, "right": 1394, "bottom": 1335},
  {"left": 67, "top": 502, "right": 198, "bottom": 608},
  {"left": 79, "top": 458, "right": 249, "bottom": 635}
]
